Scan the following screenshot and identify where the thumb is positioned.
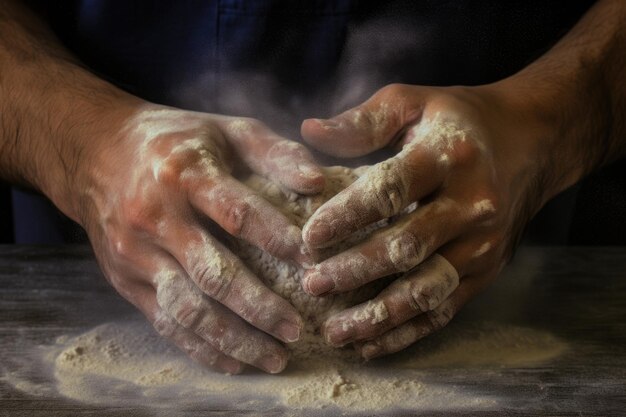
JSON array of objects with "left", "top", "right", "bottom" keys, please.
[{"left": 301, "top": 84, "right": 423, "bottom": 158}]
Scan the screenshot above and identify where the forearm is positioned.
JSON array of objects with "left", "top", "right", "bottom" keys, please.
[
  {"left": 0, "top": 0, "right": 142, "bottom": 220},
  {"left": 495, "top": 0, "right": 626, "bottom": 202}
]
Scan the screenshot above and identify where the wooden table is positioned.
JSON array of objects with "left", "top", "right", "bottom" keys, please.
[{"left": 0, "top": 245, "right": 625, "bottom": 416}]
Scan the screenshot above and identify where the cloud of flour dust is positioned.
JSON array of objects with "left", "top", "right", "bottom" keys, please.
[{"left": 169, "top": 16, "right": 432, "bottom": 165}]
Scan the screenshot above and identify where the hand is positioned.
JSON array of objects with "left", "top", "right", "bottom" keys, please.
[
  {"left": 75, "top": 105, "right": 325, "bottom": 373},
  {"left": 300, "top": 83, "right": 552, "bottom": 359}
]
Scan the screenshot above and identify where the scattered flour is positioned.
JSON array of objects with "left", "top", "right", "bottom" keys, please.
[
  {"left": 3, "top": 319, "right": 568, "bottom": 414},
  {"left": 393, "top": 322, "right": 569, "bottom": 368}
]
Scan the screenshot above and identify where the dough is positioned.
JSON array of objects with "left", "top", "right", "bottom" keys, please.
[{"left": 231, "top": 166, "right": 388, "bottom": 334}]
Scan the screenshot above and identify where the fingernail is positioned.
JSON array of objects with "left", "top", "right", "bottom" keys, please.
[
  {"left": 319, "top": 118, "right": 340, "bottom": 128},
  {"left": 304, "top": 220, "right": 333, "bottom": 247},
  {"left": 304, "top": 271, "right": 335, "bottom": 296},
  {"left": 217, "top": 357, "right": 243, "bottom": 375},
  {"left": 295, "top": 241, "right": 314, "bottom": 266},
  {"left": 323, "top": 320, "right": 352, "bottom": 347},
  {"left": 259, "top": 355, "right": 286, "bottom": 374},
  {"left": 361, "top": 343, "right": 383, "bottom": 360},
  {"left": 275, "top": 319, "right": 301, "bottom": 343},
  {"left": 298, "top": 163, "right": 322, "bottom": 179}
]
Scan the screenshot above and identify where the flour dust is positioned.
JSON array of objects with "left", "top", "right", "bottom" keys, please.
[{"left": 2, "top": 318, "right": 568, "bottom": 415}]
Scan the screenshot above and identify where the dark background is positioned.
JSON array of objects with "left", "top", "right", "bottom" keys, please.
[{"left": 1, "top": 0, "right": 624, "bottom": 246}]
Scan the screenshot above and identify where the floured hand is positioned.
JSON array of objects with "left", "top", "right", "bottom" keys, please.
[
  {"left": 300, "top": 84, "right": 550, "bottom": 359},
  {"left": 76, "top": 105, "right": 325, "bottom": 373}
]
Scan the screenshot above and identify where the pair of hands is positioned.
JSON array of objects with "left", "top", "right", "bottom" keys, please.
[{"left": 77, "top": 83, "right": 544, "bottom": 373}]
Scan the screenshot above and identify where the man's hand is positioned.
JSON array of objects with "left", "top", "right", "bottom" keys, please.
[
  {"left": 298, "top": 0, "right": 626, "bottom": 359},
  {"left": 78, "top": 106, "right": 325, "bottom": 373},
  {"left": 300, "top": 84, "right": 539, "bottom": 358},
  {"left": 0, "top": 0, "right": 329, "bottom": 374}
]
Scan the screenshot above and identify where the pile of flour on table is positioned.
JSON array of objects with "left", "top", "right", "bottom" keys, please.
[{"left": 25, "top": 319, "right": 565, "bottom": 413}]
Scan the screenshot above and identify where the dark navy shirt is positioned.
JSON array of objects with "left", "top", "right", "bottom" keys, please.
[
  {"left": 52, "top": 0, "right": 595, "bottom": 118},
  {"left": 16, "top": 0, "right": 617, "bottom": 244}
]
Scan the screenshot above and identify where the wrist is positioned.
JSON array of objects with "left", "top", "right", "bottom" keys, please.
[
  {"left": 489, "top": 0, "right": 626, "bottom": 206},
  {"left": 30, "top": 69, "right": 145, "bottom": 224},
  {"left": 0, "top": 0, "right": 147, "bottom": 226},
  {"left": 489, "top": 66, "right": 609, "bottom": 205}
]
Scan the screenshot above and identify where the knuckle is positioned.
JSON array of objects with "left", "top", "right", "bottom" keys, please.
[
  {"left": 339, "top": 253, "right": 369, "bottom": 289},
  {"left": 260, "top": 230, "right": 287, "bottom": 258},
  {"left": 123, "top": 200, "right": 150, "bottom": 232},
  {"left": 408, "top": 285, "right": 434, "bottom": 313},
  {"left": 190, "top": 345, "right": 224, "bottom": 370},
  {"left": 226, "top": 117, "right": 264, "bottom": 137},
  {"left": 155, "top": 157, "right": 184, "bottom": 186},
  {"left": 179, "top": 337, "right": 204, "bottom": 359},
  {"left": 383, "top": 326, "right": 417, "bottom": 353},
  {"left": 153, "top": 313, "right": 178, "bottom": 338},
  {"left": 237, "top": 300, "right": 268, "bottom": 326},
  {"left": 222, "top": 199, "right": 255, "bottom": 238},
  {"left": 426, "top": 301, "right": 456, "bottom": 331},
  {"left": 469, "top": 191, "right": 501, "bottom": 224},
  {"left": 215, "top": 330, "right": 244, "bottom": 358},
  {"left": 174, "top": 305, "right": 203, "bottom": 329},
  {"left": 407, "top": 256, "right": 460, "bottom": 312},
  {"left": 379, "top": 185, "right": 405, "bottom": 216},
  {"left": 378, "top": 83, "right": 406, "bottom": 99},
  {"left": 449, "top": 135, "right": 483, "bottom": 166},
  {"left": 241, "top": 116, "right": 264, "bottom": 130},
  {"left": 371, "top": 163, "right": 409, "bottom": 217},
  {"left": 386, "top": 230, "right": 427, "bottom": 272},
  {"left": 157, "top": 139, "right": 223, "bottom": 185},
  {"left": 195, "top": 267, "right": 234, "bottom": 302},
  {"left": 261, "top": 224, "right": 300, "bottom": 259},
  {"left": 122, "top": 197, "right": 163, "bottom": 235},
  {"left": 267, "top": 139, "right": 305, "bottom": 158},
  {"left": 409, "top": 277, "right": 453, "bottom": 313},
  {"left": 154, "top": 270, "right": 207, "bottom": 325},
  {"left": 474, "top": 233, "right": 506, "bottom": 263}
]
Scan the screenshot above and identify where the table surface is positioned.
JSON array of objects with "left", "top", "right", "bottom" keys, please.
[{"left": 0, "top": 245, "right": 625, "bottom": 417}]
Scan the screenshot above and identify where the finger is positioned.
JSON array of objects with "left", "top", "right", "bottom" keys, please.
[
  {"left": 302, "top": 148, "right": 447, "bottom": 249},
  {"left": 301, "top": 84, "right": 423, "bottom": 157},
  {"left": 357, "top": 272, "right": 495, "bottom": 360},
  {"left": 159, "top": 223, "right": 304, "bottom": 345},
  {"left": 188, "top": 171, "right": 308, "bottom": 264},
  {"left": 302, "top": 108, "right": 482, "bottom": 250},
  {"left": 302, "top": 198, "right": 465, "bottom": 296},
  {"left": 219, "top": 117, "right": 325, "bottom": 194},
  {"left": 152, "top": 262, "right": 290, "bottom": 374},
  {"left": 133, "top": 282, "right": 244, "bottom": 374},
  {"left": 321, "top": 254, "right": 459, "bottom": 347}
]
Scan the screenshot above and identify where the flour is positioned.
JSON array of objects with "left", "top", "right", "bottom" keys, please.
[
  {"left": 386, "top": 230, "right": 429, "bottom": 272},
  {"left": 389, "top": 254, "right": 460, "bottom": 314},
  {"left": 393, "top": 322, "right": 569, "bottom": 368},
  {"left": 403, "top": 112, "right": 473, "bottom": 155},
  {"left": 473, "top": 198, "right": 496, "bottom": 217},
  {"left": 3, "top": 319, "right": 568, "bottom": 414},
  {"left": 234, "top": 166, "right": 389, "bottom": 331},
  {"left": 226, "top": 118, "right": 253, "bottom": 136},
  {"left": 473, "top": 242, "right": 492, "bottom": 258},
  {"left": 351, "top": 300, "right": 389, "bottom": 325}
]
